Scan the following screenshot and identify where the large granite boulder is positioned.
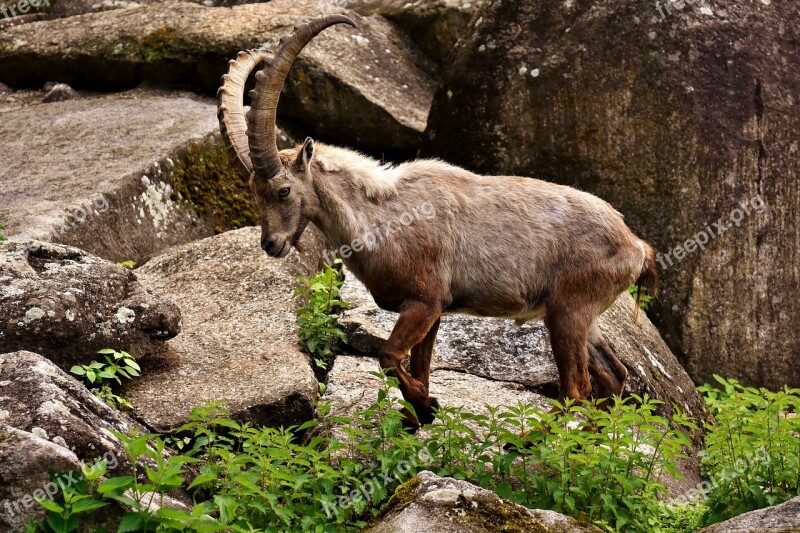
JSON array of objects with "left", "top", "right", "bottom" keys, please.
[
  {"left": 352, "top": 0, "right": 483, "bottom": 65},
  {"left": 0, "top": 241, "right": 180, "bottom": 367},
  {"left": 120, "top": 226, "right": 325, "bottom": 433},
  {"left": 0, "top": 351, "right": 151, "bottom": 529},
  {"left": 366, "top": 471, "right": 601, "bottom": 533},
  {"left": 0, "top": 0, "right": 436, "bottom": 157},
  {"left": 422, "top": 0, "right": 800, "bottom": 389},
  {"left": 699, "top": 496, "right": 800, "bottom": 533},
  {"left": 324, "top": 354, "right": 551, "bottom": 426}
]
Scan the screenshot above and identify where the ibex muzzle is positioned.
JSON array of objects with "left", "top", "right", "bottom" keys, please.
[{"left": 218, "top": 16, "right": 658, "bottom": 431}]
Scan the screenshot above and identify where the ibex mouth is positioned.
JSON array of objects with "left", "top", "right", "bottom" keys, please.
[{"left": 276, "top": 241, "right": 291, "bottom": 258}]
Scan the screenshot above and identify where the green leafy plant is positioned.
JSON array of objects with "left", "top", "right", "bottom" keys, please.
[
  {"left": 70, "top": 349, "right": 140, "bottom": 410},
  {"left": 293, "top": 260, "right": 350, "bottom": 375},
  {"left": 628, "top": 283, "right": 653, "bottom": 311},
  {"left": 94, "top": 385, "right": 134, "bottom": 411},
  {"left": 423, "top": 396, "right": 696, "bottom": 532},
  {"left": 698, "top": 376, "right": 800, "bottom": 525},
  {"left": 27, "top": 462, "right": 110, "bottom": 533},
  {"left": 0, "top": 222, "right": 7, "bottom": 241},
  {"left": 117, "top": 260, "right": 137, "bottom": 270},
  {"left": 658, "top": 501, "right": 708, "bottom": 533}
]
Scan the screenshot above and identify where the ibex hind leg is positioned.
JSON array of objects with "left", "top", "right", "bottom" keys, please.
[
  {"left": 587, "top": 322, "right": 628, "bottom": 409},
  {"left": 544, "top": 309, "right": 593, "bottom": 411}
]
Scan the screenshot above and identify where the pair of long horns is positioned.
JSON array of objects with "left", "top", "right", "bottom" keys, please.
[{"left": 217, "top": 15, "right": 356, "bottom": 180}]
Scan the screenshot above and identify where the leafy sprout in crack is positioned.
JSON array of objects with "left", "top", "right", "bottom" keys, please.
[{"left": 70, "top": 349, "right": 140, "bottom": 411}]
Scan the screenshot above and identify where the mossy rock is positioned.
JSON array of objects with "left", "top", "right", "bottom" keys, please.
[
  {"left": 169, "top": 141, "right": 259, "bottom": 234},
  {"left": 366, "top": 471, "right": 601, "bottom": 532}
]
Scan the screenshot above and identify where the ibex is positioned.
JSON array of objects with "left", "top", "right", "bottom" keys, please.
[{"left": 218, "top": 15, "right": 658, "bottom": 430}]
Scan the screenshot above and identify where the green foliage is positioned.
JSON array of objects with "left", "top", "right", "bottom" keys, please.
[
  {"left": 70, "top": 349, "right": 140, "bottom": 411},
  {"left": 33, "top": 373, "right": 800, "bottom": 533},
  {"left": 698, "top": 376, "right": 800, "bottom": 525},
  {"left": 423, "top": 396, "right": 695, "bottom": 532},
  {"left": 293, "top": 261, "right": 350, "bottom": 374},
  {"left": 117, "top": 260, "right": 137, "bottom": 270},
  {"left": 27, "top": 461, "right": 111, "bottom": 533},
  {"left": 30, "top": 374, "right": 701, "bottom": 533},
  {"left": 94, "top": 385, "right": 134, "bottom": 411},
  {"left": 31, "top": 377, "right": 426, "bottom": 533},
  {"left": 0, "top": 222, "right": 7, "bottom": 241},
  {"left": 658, "top": 501, "right": 708, "bottom": 533},
  {"left": 628, "top": 284, "right": 653, "bottom": 311}
]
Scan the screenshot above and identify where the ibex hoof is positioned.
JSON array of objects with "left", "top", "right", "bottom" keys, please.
[
  {"left": 400, "top": 407, "right": 420, "bottom": 434},
  {"left": 416, "top": 396, "right": 440, "bottom": 426}
]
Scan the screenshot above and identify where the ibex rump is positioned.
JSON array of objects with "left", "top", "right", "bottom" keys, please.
[{"left": 218, "top": 16, "right": 658, "bottom": 430}]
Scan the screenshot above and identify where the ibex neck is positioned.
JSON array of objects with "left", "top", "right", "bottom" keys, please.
[{"left": 309, "top": 145, "right": 399, "bottom": 250}]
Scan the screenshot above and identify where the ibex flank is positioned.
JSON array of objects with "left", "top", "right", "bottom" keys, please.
[{"left": 217, "top": 15, "right": 658, "bottom": 430}]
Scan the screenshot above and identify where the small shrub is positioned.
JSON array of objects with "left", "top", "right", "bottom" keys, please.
[
  {"left": 70, "top": 349, "right": 140, "bottom": 411},
  {"left": 117, "top": 260, "right": 137, "bottom": 270},
  {"left": 27, "top": 466, "right": 111, "bottom": 533},
  {"left": 698, "top": 376, "right": 800, "bottom": 525},
  {"left": 0, "top": 222, "right": 7, "bottom": 241},
  {"left": 293, "top": 260, "right": 350, "bottom": 376},
  {"left": 424, "top": 396, "right": 696, "bottom": 532},
  {"left": 659, "top": 501, "right": 708, "bottom": 533}
]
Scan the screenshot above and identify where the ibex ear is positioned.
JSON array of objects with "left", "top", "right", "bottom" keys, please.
[{"left": 295, "top": 137, "right": 315, "bottom": 171}]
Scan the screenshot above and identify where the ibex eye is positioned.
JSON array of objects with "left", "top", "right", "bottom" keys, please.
[{"left": 279, "top": 187, "right": 290, "bottom": 198}]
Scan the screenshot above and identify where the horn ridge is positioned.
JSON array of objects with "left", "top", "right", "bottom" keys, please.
[
  {"left": 217, "top": 48, "right": 274, "bottom": 176},
  {"left": 247, "top": 14, "right": 356, "bottom": 181}
]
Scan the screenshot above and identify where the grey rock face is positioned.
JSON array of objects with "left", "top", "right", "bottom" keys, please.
[
  {"left": 698, "top": 496, "right": 800, "bottom": 533},
  {"left": 0, "top": 241, "right": 180, "bottom": 367},
  {"left": 353, "top": 0, "right": 483, "bottom": 65},
  {"left": 0, "top": 0, "right": 436, "bottom": 157},
  {"left": 324, "top": 354, "right": 551, "bottom": 424},
  {"left": 0, "top": 425, "right": 83, "bottom": 531},
  {"left": 423, "top": 0, "right": 800, "bottom": 390},
  {"left": 120, "top": 226, "right": 325, "bottom": 433},
  {"left": 366, "top": 471, "right": 601, "bottom": 533}
]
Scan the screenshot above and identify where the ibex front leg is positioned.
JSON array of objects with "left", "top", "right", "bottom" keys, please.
[
  {"left": 409, "top": 317, "right": 441, "bottom": 425},
  {"left": 379, "top": 301, "right": 441, "bottom": 431}
]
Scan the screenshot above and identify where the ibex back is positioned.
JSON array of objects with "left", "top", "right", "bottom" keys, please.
[{"left": 218, "top": 15, "right": 658, "bottom": 430}]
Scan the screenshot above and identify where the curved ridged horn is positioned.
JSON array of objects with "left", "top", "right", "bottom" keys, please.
[
  {"left": 217, "top": 49, "right": 274, "bottom": 175},
  {"left": 248, "top": 14, "right": 356, "bottom": 181}
]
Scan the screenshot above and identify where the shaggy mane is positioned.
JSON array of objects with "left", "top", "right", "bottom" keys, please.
[{"left": 315, "top": 144, "right": 401, "bottom": 202}]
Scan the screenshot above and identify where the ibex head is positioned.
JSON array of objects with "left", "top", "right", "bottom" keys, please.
[{"left": 217, "top": 15, "right": 355, "bottom": 257}]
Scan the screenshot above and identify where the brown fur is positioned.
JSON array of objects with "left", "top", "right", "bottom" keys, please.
[{"left": 252, "top": 141, "right": 657, "bottom": 429}]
